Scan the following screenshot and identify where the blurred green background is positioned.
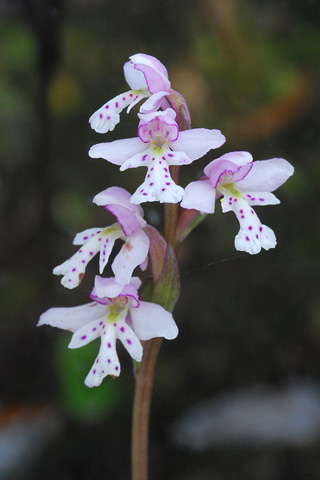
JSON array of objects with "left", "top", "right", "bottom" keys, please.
[{"left": 0, "top": 0, "right": 319, "bottom": 479}]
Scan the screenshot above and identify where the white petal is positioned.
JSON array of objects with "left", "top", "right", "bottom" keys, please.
[
  {"left": 130, "top": 301, "right": 178, "bottom": 340},
  {"left": 53, "top": 235, "right": 102, "bottom": 289},
  {"left": 116, "top": 319, "right": 143, "bottom": 362},
  {"left": 236, "top": 158, "right": 294, "bottom": 192},
  {"left": 221, "top": 194, "right": 277, "bottom": 255},
  {"left": 181, "top": 179, "right": 216, "bottom": 213},
  {"left": 73, "top": 227, "right": 105, "bottom": 245},
  {"left": 38, "top": 302, "right": 106, "bottom": 332},
  {"left": 244, "top": 191, "right": 280, "bottom": 206},
  {"left": 172, "top": 129, "right": 226, "bottom": 161},
  {"left": 89, "top": 91, "right": 147, "bottom": 134},
  {"left": 84, "top": 326, "right": 121, "bottom": 387},
  {"left": 112, "top": 230, "right": 149, "bottom": 285},
  {"left": 68, "top": 318, "right": 104, "bottom": 348},
  {"left": 89, "top": 137, "right": 146, "bottom": 166},
  {"left": 98, "top": 229, "right": 123, "bottom": 274}
]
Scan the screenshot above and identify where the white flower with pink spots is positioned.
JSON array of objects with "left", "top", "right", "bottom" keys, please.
[
  {"left": 181, "top": 151, "right": 294, "bottom": 254},
  {"left": 89, "top": 108, "right": 225, "bottom": 204},
  {"left": 53, "top": 187, "right": 149, "bottom": 288},
  {"left": 38, "top": 276, "right": 178, "bottom": 387}
]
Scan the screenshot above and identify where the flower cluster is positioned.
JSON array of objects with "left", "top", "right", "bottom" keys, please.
[{"left": 39, "top": 53, "right": 293, "bottom": 387}]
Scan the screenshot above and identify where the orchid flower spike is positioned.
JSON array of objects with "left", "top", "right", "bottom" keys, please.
[
  {"left": 89, "top": 53, "right": 190, "bottom": 134},
  {"left": 181, "top": 152, "right": 294, "bottom": 254},
  {"left": 89, "top": 108, "right": 225, "bottom": 204},
  {"left": 38, "top": 276, "right": 178, "bottom": 387},
  {"left": 53, "top": 187, "right": 149, "bottom": 288}
]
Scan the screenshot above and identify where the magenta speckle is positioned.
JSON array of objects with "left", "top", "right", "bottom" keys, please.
[
  {"left": 259, "top": 198, "right": 265, "bottom": 202},
  {"left": 240, "top": 210, "right": 243, "bottom": 214},
  {"left": 248, "top": 226, "right": 253, "bottom": 230},
  {"left": 107, "top": 116, "right": 111, "bottom": 120},
  {"left": 68, "top": 279, "right": 71, "bottom": 282},
  {"left": 93, "top": 369, "right": 96, "bottom": 374},
  {"left": 120, "top": 327, "right": 125, "bottom": 332},
  {"left": 92, "top": 327, "right": 97, "bottom": 332},
  {"left": 143, "top": 192, "right": 147, "bottom": 196},
  {"left": 105, "top": 105, "right": 109, "bottom": 109},
  {"left": 122, "top": 97, "right": 126, "bottom": 101},
  {"left": 147, "top": 174, "right": 150, "bottom": 178},
  {"left": 246, "top": 236, "right": 250, "bottom": 241},
  {"left": 108, "top": 342, "right": 111, "bottom": 348},
  {"left": 89, "top": 251, "right": 93, "bottom": 256},
  {"left": 81, "top": 335, "right": 87, "bottom": 340},
  {"left": 151, "top": 167, "right": 154, "bottom": 171},
  {"left": 129, "top": 93, "right": 133, "bottom": 97},
  {"left": 259, "top": 226, "right": 263, "bottom": 232},
  {"left": 115, "top": 102, "right": 119, "bottom": 108},
  {"left": 127, "top": 339, "right": 132, "bottom": 345},
  {"left": 113, "top": 323, "right": 117, "bottom": 327},
  {"left": 82, "top": 260, "right": 86, "bottom": 264},
  {"left": 166, "top": 182, "right": 171, "bottom": 186},
  {"left": 72, "top": 268, "right": 76, "bottom": 272},
  {"left": 149, "top": 182, "right": 154, "bottom": 186},
  {"left": 115, "top": 366, "right": 119, "bottom": 371},
  {"left": 99, "top": 321, "right": 103, "bottom": 325},
  {"left": 96, "top": 358, "right": 99, "bottom": 363},
  {"left": 168, "top": 153, "right": 173, "bottom": 157},
  {"left": 162, "top": 188, "right": 166, "bottom": 191},
  {"left": 256, "top": 234, "right": 259, "bottom": 239},
  {"left": 142, "top": 155, "right": 147, "bottom": 161},
  {"left": 83, "top": 236, "right": 88, "bottom": 240},
  {"left": 241, "top": 215, "right": 245, "bottom": 219},
  {"left": 107, "top": 359, "right": 111, "bottom": 363},
  {"left": 99, "top": 113, "right": 103, "bottom": 119}
]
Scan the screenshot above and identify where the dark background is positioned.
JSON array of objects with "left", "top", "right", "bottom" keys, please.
[{"left": 0, "top": 0, "right": 319, "bottom": 478}]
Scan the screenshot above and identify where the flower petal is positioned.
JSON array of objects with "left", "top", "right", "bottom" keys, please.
[
  {"left": 139, "top": 91, "right": 169, "bottom": 113},
  {"left": 171, "top": 128, "right": 226, "bottom": 160},
  {"left": 129, "top": 53, "right": 171, "bottom": 93},
  {"left": 221, "top": 194, "right": 277, "bottom": 254},
  {"left": 112, "top": 229, "right": 150, "bottom": 285},
  {"left": 116, "top": 318, "right": 143, "bottom": 362},
  {"left": 130, "top": 301, "right": 178, "bottom": 340},
  {"left": 53, "top": 234, "right": 102, "bottom": 289},
  {"left": 73, "top": 227, "right": 105, "bottom": 245},
  {"left": 89, "top": 91, "right": 148, "bottom": 134},
  {"left": 244, "top": 191, "right": 280, "bottom": 206},
  {"left": 180, "top": 179, "right": 216, "bottom": 213},
  {"left": 89, "top": 137, "right": 146, "bottom": 165},
  {"left": 236, "top": 158, "right": 294, "bottom": 192},
  {"left": 68, "top": 318, "right": 104, "bottom": 348},
  {"left": 130, "top": 160, "right": 185, "bottom": 204},
  {"left": 84, "top": 326, "right": 121, "bottom": 387},
  {"left": 93, "top": 187, "right": 146, "bottom": 235},
  {"left": 38, "top": 302, "right": 106, "bottom": 332}
]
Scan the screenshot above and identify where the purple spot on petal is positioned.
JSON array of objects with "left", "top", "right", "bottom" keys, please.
[
  {"left": 99, "top": 114, "right": 103, "bottom": 119},
  {"left": 259, "top": 226, "right": 263, "bottom": 232},
  {"left": 248, "top": 226, "right": 252, "bottom": 230},
  {"left": 127, "top": 339, "right": 132, "bottom": 345},
  {"left": 89, "top": 251, "right": 93, "bottom": 256},
  {"left": 162, "top": 188, "right": 166, "bottom": 191},
  {"left": 107, "top": 359, "right": 111, "bottom": 363},
  {"left": 115, "top": 102, "right": 119, "bottom": 108},
  {"left": 129, "top": 93, "right": 133, "bottom": 97},
  {"left": 120, "top": 327, "right": 125, "bottom": 332},
  {"left": 96, "top": 358, "right": 99, "bottom": 363},
  {"left": 168, "top": 153, "right": 173, "bottom": 157},
  {"left": 113, "top": 323, "right": 117, "bottom": 327},
  {"left": 259, "top": 198, "right": 265, "bottom": 202},
  {"left": 82, "top": 260, "right": 86, "bottom": 263},
  {"left": 92, "top": 327, "right": 97, "bottom": 331},
  {"left": 108, "top": 343, "right": 111, "bottom": 348},
  {"left": 83, "top": 236, "right": 88, "bottom": 240},
  {"left": 81, "top": 335, "right": 87, "bottom": 340},
  {"left": 166, "top": 182, "right": 171, "bottom": 186},
  {"left": 72, "top": 268, "right": 76, "bottom": 272},
  {"left": 256, "top": 234, "right": 259, "bottom": 239},
  {"left": 149, "top": 182, "right": 154, "bottom": 186},
  {"left": 115, "top": 366, "right": 119, "bottom": 371},
  {"left": 122, "top": 97, "right": 126, "bottom": 101},
  {"left": 99, "top": 321, "right": 103, "bottom": 325},
  {"left": 107, "top": 116, "right": 111, "bottom": 120},
  {"left": 93, "top": 369, "right": 96, "bottom": 374},
  {"left": 241, "top": 215, "right": 245, "bottom": 219},
  {"left": 105, "top": 105, "right": 109, "bottom": 109},
  {"left": 240, "top": 210, "right": 243, "bottom": 214},
  {"left": 246, "top": 236, "right": 250, "bottom": 241}
]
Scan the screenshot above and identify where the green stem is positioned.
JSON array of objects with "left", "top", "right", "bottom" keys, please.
[{"left": 131, "top": 338, "right": 162, "bottom": 480}]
